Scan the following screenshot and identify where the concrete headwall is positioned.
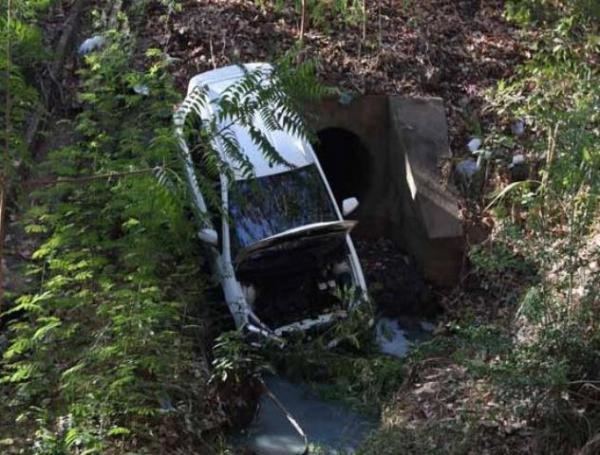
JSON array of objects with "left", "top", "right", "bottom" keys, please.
[
  {"left": 388, "top": 97, "right": 464, "bottom": 286},
  {"left": 308, "top": 95, "right": 464, "bottom": 287}
]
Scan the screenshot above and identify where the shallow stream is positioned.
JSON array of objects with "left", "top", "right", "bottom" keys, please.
[
  {"left": 233, "top": 316, "right": 434, "bottom": 454},
  {"left": 234, "top": 237, "right": 436, "bottom": 453},
  {"left": 234, "top": 375, "right": 376, "bottom": 454}
]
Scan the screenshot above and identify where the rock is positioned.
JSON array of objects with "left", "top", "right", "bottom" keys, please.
[
  {"left": 456, "top": 158, "right": 479, "bottom": 179},
  {"left": 467, "top": 137, "right": 482, "bottom": 152},
  {"left": 511, "top": 119, "right": 525, "bottom": 137}
]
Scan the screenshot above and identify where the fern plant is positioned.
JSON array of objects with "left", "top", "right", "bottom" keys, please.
[
  {"left": 1, "top": 2, "right": 332, "bottom": 452},
  {"left": 174, "top": 55, "right": 331, "bottom": 228},
  {"left": 1, "top": 16, "right": 216, "bottom": 453}
]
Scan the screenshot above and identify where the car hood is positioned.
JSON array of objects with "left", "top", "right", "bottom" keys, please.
[{"left": 235, "top": 220, "right": 356, "bottom": 268}]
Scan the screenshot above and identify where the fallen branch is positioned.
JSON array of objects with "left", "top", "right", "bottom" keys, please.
[
  {"left": 22, "top": 167, "right": 162, "bottom": 190},
  {"left": 300, "top": 0, "right": 306, "bottom": 42}
]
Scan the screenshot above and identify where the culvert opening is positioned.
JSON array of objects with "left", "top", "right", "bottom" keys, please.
[
  {"left": 312, "top": 128, "right": 438, "bottom": 320},
  {"left": 313, "top": 128, "right": 372, "bottom": 206}
]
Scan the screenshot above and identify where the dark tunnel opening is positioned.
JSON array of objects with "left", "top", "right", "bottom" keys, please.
[
  {"left": 313, "top": 128, "right": 372, "bottom": 206},
  {"left": 313, "top": 127, "right": 437, "bottom": 319}
]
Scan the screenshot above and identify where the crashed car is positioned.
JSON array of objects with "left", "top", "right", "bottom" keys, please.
[{"left": 174, "top": 63, "right": 367, "bottom": 341}]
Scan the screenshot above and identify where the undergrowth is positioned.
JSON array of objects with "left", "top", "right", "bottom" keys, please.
[
  {"left": 1, "top": 11, "right": 222, "bottom": 452},
  {"left": 2, "top": 1, "right": 339, "bottom": 452},
  {"left": 3, "top": 0, "right": 599, "bottom": 454},
  {"left": 361, "top": 1, "right": 600, "bottom": 453}
]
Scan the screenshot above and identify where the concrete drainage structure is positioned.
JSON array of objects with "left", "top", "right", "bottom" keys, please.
[{"left": 309, "top": 95, "right": 464, "bottom": 288}]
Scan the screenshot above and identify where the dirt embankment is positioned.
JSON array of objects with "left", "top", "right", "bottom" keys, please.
[{"left": 143, "top": 0, "right": 524, "bottom": 152}]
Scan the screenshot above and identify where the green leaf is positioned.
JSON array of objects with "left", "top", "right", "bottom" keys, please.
[{"left": 107, "top": 426, "right": 131, "bottom": 437}]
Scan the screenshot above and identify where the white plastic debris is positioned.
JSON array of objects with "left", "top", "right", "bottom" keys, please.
[
  {"left": 467, "top": 137, "right": 482, "bottom": 152},
  {"left": 456, "top": 158, "right": 480, "bottom": 178},
  {"left": 78, "top": 35, "right": 106, "bottom": 55},
  {"left": 376, "top": 318, "right": 411, "bottom": 358},
  {"left": 133, "top": 84, "right": 150, "bottom": 96},
  {"left": 512, "top": 154, "right": 525, "bottom": 165},
  {"left": 509, "top": 154, "right": 525, "bottom": 169},
  {"left": 419, "top": 321, "right": 436, "bottom": 332},
  {"left": 338, "top": 92, "right": 354, "bottom": 106},
  {"left": 159, "top": 396, "right": 175, "bottom": 413},
  {"left": 511, "top": 119, "right": 525, "bottom": 137}
]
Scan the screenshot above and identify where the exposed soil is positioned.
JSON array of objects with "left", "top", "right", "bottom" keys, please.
[
  {"left": 355, "top": 236, "right": 433, "bottom": 317},
  {"left": 143, "top": 0, "right": 525, "bottom": 152}
]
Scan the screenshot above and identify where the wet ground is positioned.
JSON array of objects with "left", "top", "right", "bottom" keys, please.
[
  {"left": 355, "top": 237, "right": 433, "bottom": 317},
  {"left": 234, "top": 238, "right": 437, "bottom": 454}
]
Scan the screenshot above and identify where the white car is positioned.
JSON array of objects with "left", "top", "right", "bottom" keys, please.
[{"left": 174, "top": 63, "right": 367, "bottom": 341}]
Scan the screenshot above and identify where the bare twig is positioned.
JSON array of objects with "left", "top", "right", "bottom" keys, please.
[
  {"left": 362, "top": 0, "right": 367, "bottom": 41},
  {"left": 300, "top": 0, "right": 307, "bottom": 43},
  {"left": 377, "top": 0, "right": 382, "bottom": 47},
  {"left": 209, "top": 34, "right": 217, "bottom": 70},
  {"left": 22, "top": 167, "right": 164, "bottom": 190}
]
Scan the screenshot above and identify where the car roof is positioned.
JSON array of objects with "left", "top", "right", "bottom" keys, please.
[{"left": 187, "top": 63, "right": 314, "bottom": 181}]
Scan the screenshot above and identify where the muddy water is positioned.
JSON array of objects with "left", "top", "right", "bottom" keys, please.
[
  {"left": 234, "top": 375, "right": 377, "bottom": 454},
  {"left": 233, "top": 318, "right": 433, "bottom": 454}
]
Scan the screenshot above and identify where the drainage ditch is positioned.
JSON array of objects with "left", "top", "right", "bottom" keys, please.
[
  {"left": 232, "top": 234, "right": 439, "bottom": 454},
  {"left": 232, "top": 102, "right": 457, "bottom": 453}
]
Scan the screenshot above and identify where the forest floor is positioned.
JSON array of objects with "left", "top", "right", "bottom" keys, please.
[
  {"left": 145, "top": 0, "right": 525, "bottom": 151},
  {"left": 139, "top": 1, "right": 539, "bottom": 453},
  {"left": 4, "top": 0, "right": 575, "bottom": 453}
]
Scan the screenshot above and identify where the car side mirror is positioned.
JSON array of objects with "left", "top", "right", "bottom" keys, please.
[
  {"left": 342, "top": 197, "right": 359, "bottom": 217},
  {"left": 198, "top": 228, "right": 218, "bottom": 246}
]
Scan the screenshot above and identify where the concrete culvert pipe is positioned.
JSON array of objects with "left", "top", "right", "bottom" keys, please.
[{"left": 313, "top": 127, "right": 372, "bottom": 207}]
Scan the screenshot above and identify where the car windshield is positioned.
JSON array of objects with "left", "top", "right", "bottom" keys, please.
[{"left": 229, "top": 164, "right": 338, "bottom": 251}]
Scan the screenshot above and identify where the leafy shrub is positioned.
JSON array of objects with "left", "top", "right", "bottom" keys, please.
[
  {"left": 480, "top": 0, "right": 600, "bottom": 449},
  {"left": 2, "top": 1, "right": 334, "bottom": 451},
  {"left": 0, "top": 0, "right": 49, "bottom": 179},
  {"left": 1, "top": 15, "right": 219, "bottom": 452}
]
